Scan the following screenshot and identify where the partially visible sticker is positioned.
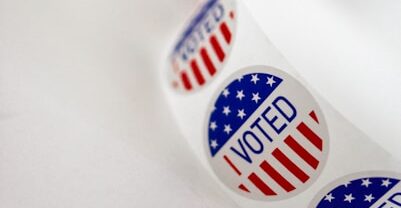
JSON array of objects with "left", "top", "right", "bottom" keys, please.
[
  {"left": 205, "top": 66, "right": 329, "bottom": 201},
  {"left": 168, "top": 0, "right": 236, "bottom": 93},
  {"left": 310, "top": 172, "right": 401, "bottom": 208}
]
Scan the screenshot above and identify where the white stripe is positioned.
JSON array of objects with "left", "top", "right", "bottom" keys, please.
[
  {"left": 280, "top": 144, "right": 315, "bottom": 180},
  {"left": 196, "top": 45, "right": 215, "bottom": 82},
  {"left": 249, "top": 170, "right": 280, "bottom": 197},
  {"left": 271, "top": 146, "right": 309, "bottom": 189},
  {"left": 192, "top": 56, "right": 207, "bottom": 85},
  {"left": 267, "top": 155, "right": 302, "bottom": 193},
  {"left": 204, "top": 34, "right": 222, "bottom": 73},
  {"left": 184, "top": 68, "right": 198, "bottom": 89},
  {"left": 303, "top": 114, "right": 322, "bottom": 136},
  {"left": 255, "top": 163, "right": 285, "bottom": 196},
  {"left": 291, "top": 129, "right": 322, "bottom": 163}
]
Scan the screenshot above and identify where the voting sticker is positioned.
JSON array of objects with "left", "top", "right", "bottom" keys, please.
[
  {"left": 310, "top": 172, "right": 401, "bottom": 208},
  {"left": 168, "top": 0, "right": 236, "bottom": 93},
  {"left": 205, "top": 65, "right": 329, "bottom": 201}
]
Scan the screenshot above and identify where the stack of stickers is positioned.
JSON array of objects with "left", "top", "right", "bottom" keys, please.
[{"left": 164, "top": 0, "right": 401, "bottom": 207}]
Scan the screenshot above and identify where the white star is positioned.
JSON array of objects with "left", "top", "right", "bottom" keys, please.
[
  {"left": 344, "top": 193, "right": 355, "bottom": 203},
  {"left": 364, "top": 194, "right": 375, "bottom": 203},
  {"left": 236, "top": 90, "right": 245, "bottom": 100},
  {"left": 361, "top": 178, "right": 372, "bottom": 188},
  {"left": 266, "top": 76, "right": 276, "bottom": 87},
  {"left": 343, "top": 181, "right": 352, "bottom": 187},
  {"left": 324, "top": 193, "right": 335, "bottom": 203},
  {"left": 222, "top": 106, "right": 231, "bottom": 116},
  {"left": 224, "top": 124, "right": 232, "bottom": 134},
  {"left": 237, "top": 76, "right": 244, "bottom": 82},
  {"left": 222, "top": 88, "right": 230, "bottom": 97},
  {"left": 252, "top": 93, "right": 261, "bottom": 103},
  {"left": 210, "top": 140, "right": 218, "bottom": 149},
  {"left": 210, "top": 122, "right": 217, "bottom": 131},
  {"left": 382, "top": 179, "right": 392, "bottom": 187},
  {"left": 251, "top": 74, "right": 260, "bottom": 84},
  {"left": 237, "top": 109, "right": 246, "bottom": 119}
]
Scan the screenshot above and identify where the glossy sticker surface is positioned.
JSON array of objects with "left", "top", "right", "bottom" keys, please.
[
  {"left": 168, "top": 0, "right": 236, "bottom": 93},
  {"left": 310, "top": 172, "right": 401, "bottom": 208},
  {"left": 205, "top": 66, "right": 329, "bottom": 201}
]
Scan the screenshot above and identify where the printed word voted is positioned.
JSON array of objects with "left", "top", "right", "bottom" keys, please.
[{"left": 230, "top": 96, "right": 297, "bottom": 164}]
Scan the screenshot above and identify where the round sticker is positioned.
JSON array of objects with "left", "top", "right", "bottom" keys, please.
[
  {"left": 310, "top": 172, "right": 401, "bottom": 208},
  {"left": 205, "top": 66, "right": 329, "bottom": 201},
  {"left": 168, "top": 0, "right": 237, "bottom": 93}
]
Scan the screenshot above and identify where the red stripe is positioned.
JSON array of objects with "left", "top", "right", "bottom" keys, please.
[
  {"left": 180, "top": 71, "right": 192, "bottom": 90},
  {"left": 284, "top": 135, "right": 319, "bottom": 169},
  {"left": 238, "top": 184, "right": 250, "bottom": 193},
  {"left": 260, "top": 161, "right": 295, "bottom": 192},
  {"left": 272, "top": 148, "right": 310, "bottom": 183},
  {"left": 200, "top": 48, "right": 216, "bottom": 76},
  {"left": 229, "top": 11, "right": 234, "bottom": 19},
  {"left": 309, "top": 111, "right": 319, "bottom": 124},
  {"left": 297, "top": 122, "right": 323, "bottom": 151},
  {"left": 220, "top": 22, "right": 232, "bottom": 44},
  {"left": 190, "top": 59, "right": 205, "bottom": 85},
  {"left": 223, "top": 155, "right": 241, "bottom": 176},
  {"left": 210, "top": 35, "right": 225, "bottom": 62},
  {"left": 248, "top": 173, "right": 276, "bottom": 196}
]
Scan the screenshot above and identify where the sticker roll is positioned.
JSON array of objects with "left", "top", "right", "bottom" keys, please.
[
  {"left": 244, "top": 0, "right": 401, "bottom": 161},
  {"left": 160, "top": 0, "right": 401, "bottom": 207}
]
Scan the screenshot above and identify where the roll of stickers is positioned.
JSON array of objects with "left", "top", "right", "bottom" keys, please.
[
  {"left": 161, "top": 0, "right": 401, "bottom": 207},
  {"left": 244, "top": 0, "right": 401, "bottom": 161}
]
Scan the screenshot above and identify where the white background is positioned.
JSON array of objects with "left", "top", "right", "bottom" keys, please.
[{"left": 0, "top": 0, "right": 400, "bottom": 207}]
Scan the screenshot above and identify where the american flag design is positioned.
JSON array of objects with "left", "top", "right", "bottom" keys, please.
[
  {"left": 311, "top": 172, "right": 401, "bottom": 208},
  {"left": 206, "top": 67, "right": 329, "bottom": 201},
  {"left": 169, "top": 0, "right": 236, "bottom": 93}
]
